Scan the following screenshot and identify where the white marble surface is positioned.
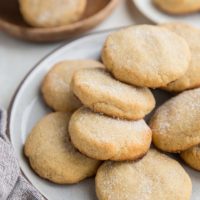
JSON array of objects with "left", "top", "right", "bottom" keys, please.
[{"left": 0, "top": 0, "right": 150, "bottom": 109}]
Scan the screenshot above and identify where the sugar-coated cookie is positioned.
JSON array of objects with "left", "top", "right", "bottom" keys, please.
[
  {"left": 153, "top": 0, "right": 200, "bottom": 14},
  {"left": 150, "top": 88, "right": 200, "bottom": 152},
  {"left": 181, "top": 145, "right": 200, "bottom": 171},
  {"left": 24, "top": 112, "right": 100, "bottom": 184},
  {"left": 69, "top": 107, "right": 152, "bottom": 161},
  {"left": 102, "top": 25, "right": 190, "bottom": 88},
  {"left": 71, "top": 68, "right": 155, "bottom": 120},
  {"left": 96, "top": 149, "right": 192, "bottom": 200},
  {"left": 161, "top": 23, "right": 200, "bottom": 92},
  {"left": 41, "top": 60, "right": 104, "bottom": 112},
  {"left": 19, "top": 0, "right": 87, "bottom": 27}
]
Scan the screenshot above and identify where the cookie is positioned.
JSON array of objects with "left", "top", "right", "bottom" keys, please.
[
  {"left": 153, "top": 0, "right": 200, "bottom": 14},
  {"left": 71, "top": 67, "right": 155, "bottom": 120},
  {"left": 96, "top": 149, "right": 192, "bottom": 200},
  {"left": 102, "top": 25, "right": 191, "bottom": 88},
  {"left": 24, "top": 112, "right": 100, "bottom": 184},
  {"left": 69, "top": 107, "right": 152, "bottom": 161},
  {"left": 19, "top": 0, "right": 87, "bottom": 27},
  {"left": 150, "top": 88, "right": 200, "bottom": 152},
  {"left": 41, "top": 60, "right": 104, "bottom": 112},
  {"left": 181, "top": 145, "right": 200, "bottom": 171},
  {"left": 161, "top": 23, "right": 200, "bottom": 92}
]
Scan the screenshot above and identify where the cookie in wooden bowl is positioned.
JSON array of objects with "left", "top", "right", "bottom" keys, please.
[
  {"left": 0, "top": 0, "right": 119, "bottom": 42},
  {"left": 19, "top": 0, "right": 87, "bottom": 27}
]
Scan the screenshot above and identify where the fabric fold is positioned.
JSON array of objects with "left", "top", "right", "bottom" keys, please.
[{"left": 0, "top": 109, "right": 43, "bottom": 200}]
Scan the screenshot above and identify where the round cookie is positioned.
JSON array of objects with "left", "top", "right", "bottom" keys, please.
[
  {"left": 150, "top": 88, "right": 200, "bottom": 152},
  {"left": 19, "top": 0, "right": 87, "bottom": 27},
  {"left": 102, "top": 25, "right": 191, "bottom": 88},
  {"left": 71, "top": 67, "right": 155, "bottom": 120},
  {"left": 153, "top": 0, "right": 200, "bottom": 14},
  {"left": 24, "top": 112, "right": 100, "bottom": 184},
  {"left": 69, "top": 107, "right": 152, "bottom": 161},
  {"left": 161, "top": 23, "right": 200, "bottom": 92},
  {"left": 96, "top": 149, "right": 192, "bottom": 200},
  {"left": 41, "top": 60, "right": 104, "bottom": 112},
  {"left": 181, "top": 145, "right": 200, "bottom": 171}
]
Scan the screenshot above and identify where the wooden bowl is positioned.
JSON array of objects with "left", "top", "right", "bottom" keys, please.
[{"left": 0, "top": 0, "right": 119, "bottom": 42}]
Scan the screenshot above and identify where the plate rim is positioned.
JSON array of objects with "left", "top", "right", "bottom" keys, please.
[
  {"left": 6, "top": 25, "right": 200, "bottom": 200},
  {"left": 6, "top": 27, "right": 122, "bottom": 199}
]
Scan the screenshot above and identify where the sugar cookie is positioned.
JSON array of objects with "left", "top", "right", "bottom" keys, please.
[
  {"left": 153, "top": 0, "right": 200, "bottom": 14},
  {"left": 161, "top": 23, "right": 200, "bottom": 92},
  {"left": 102, "top": 25, "right": 190, "bottom": 88},
  {"left": 69, "top": 107, "right": 152, "bottom": 161},
  {"left": 96, "top": 149, "right": 192, "bottom": 200},
  {"left": 71, "top": 68, "right": 155, "bottom": 120},
  {"left": 181, "top": 145, "right": 200, "bottom": 171},
  {"left": 24, "top": 112, "right": 100, "bottom": 184},
  {"left": 41, "top": 60, "right": 104, "bottom": 112},
  {"left": 150, "top": 88, "right": 200, "bottom": 152},
  {"left": 19, "top": 0, "right": 87, "bottom": 27}
]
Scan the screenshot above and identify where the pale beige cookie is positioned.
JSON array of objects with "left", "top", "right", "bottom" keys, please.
[
  {"left": 150, "top": 88, "right": 200, "bottom": 152},
  {"left": 69, "top": 107, "right": 152, "bottom": 161},
  {"left": 41, "top": 60, "right": 104, "bottom": 112},
  {"left": 19, "top": 0, "right": 87, "bottom": 27},
  {"left": 96, "top": 149, "right": 192, "bottom": 200},
  {"left": 153, "top": 0, "right": 200, "bottom": 14},
  {"left": 102, "top": 25, "right": 190, "bottom": 88},
  {"left": 71, "top": 68, "right": 155, "bottom": 120},
  {"left": 161, "top": 23, "right": 200, "bottom": 92},
  {"left": 24, "top": 112, "right": 100, "bottom": 184},
  {"left": 181, "top": 145, "right": 200, "bottom": 171}
]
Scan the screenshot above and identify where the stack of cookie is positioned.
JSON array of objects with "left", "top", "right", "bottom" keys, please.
[
  {"left": 24, "top": 23, "right": 200, "bottom": 200},
  {"left": 25, "top": 60, "right": 103, "bottom": 184},
  {"left": 69, "top": 67, "right": 155, "bottom": 161}
]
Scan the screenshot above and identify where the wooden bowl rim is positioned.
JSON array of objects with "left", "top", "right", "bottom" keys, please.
[{"left": 0, "top": 0, "right": 119, "bottom": 34}]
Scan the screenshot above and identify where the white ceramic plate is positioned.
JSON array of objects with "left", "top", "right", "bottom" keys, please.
[
  {"left": 133, "top": 0, "right": 200, "bottom": 27},
  {"left": 8, "top": 30, "right": 200, "bottom": 200}
]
